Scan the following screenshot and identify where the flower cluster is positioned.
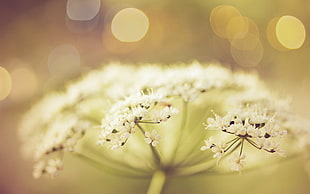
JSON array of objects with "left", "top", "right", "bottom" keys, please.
[
  {"left": 18, "top": 62, "right": 307, "bottom": 184},
  {"left": 201, "top": 104, "right": 287, "bottom": 171},
  {"left": 33, "top": 158, "right": 63, "bottom": 179},
  {"left": 97, "top": 92, "right": 178, "bottom": 149},
  {"left": 31, "top": 115, "right": 90, "bottom": 178},
  {"left": 152, "top": 64, "right": 232, "bottom": 102}
]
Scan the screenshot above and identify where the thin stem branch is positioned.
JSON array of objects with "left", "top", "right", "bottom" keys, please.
[
  {"left": 175, "top": 104, "right": 222, "bottom": 167},
  {"left": 245, "top": 138, "right": 262, "bottom": 150},
  {"left": 178, "top": 136, "right": 241, "bottom": 168},
  {"left": 225, "top": 137, "right": 241, "bottom": 152},
  {"left": 174, "top": 159, "right": 217, "bottom": 177},
  {"left": 199, "top": 152, "right": 302, "bottom": 176},
  {"left": 81, "top": 134, "right": 152, "bottom": 173},
  {"left": 72, "top": 152, "right": 151, "bottom": 179},
  {"left": 174, "top": 116, "right": 210, "bottom": 166},
  {"left": 228, "top": 141, "right": 242, "bottom": 154},
  {"left": 138, "top": 121, "right": 161, "bottom": 124},
  {"left": 239, "top": 138, "right": 244, "bottom": 156},
  {"left": 136, "top": 123, "right": 161, "bottom": 165},
  {"left": 226, "top": 137, "right": 241, "bottom": 144},
  {"left": 170, "top": 100, "right": 188, "bottom": 164}
]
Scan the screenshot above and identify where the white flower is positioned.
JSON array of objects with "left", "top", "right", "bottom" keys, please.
[
  {"left": 201, "top": 137, "right": 215, "bottom": 150},
  {"left": 230, "top": 152, "right": 246, "bottom": 172},
  {"left": 98, "top": 92, "right": 178, "bottom": 149},
  {"left": 203, "top": 104, "right": 287, "bottom": 171},
  {"left": 32, "top": 158, "right": 63, "bottom": 179},
  {"left": 45, "top": 158, "right": 63, "bottom": 177},
  {"left": 211, "top": 143, "right": 226, "bottom": 161},
  {"left": 152, "top": 106, "right": 179, "bottom": 122},
  {"left": 145, "top": 130, "right": 160, "bottom": 147},
  {"left": 201, "top": 136, "right": 226, "bottom": 162},
  {"left": 33, "top": 160, "right": 46, "bottom": 179},
  {"left": 205, "top": 114, "right": 228, "bottom": 130}
]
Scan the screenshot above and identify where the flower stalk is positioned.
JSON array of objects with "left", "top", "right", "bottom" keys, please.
[
  {"left": 136, "top": 123, "right": 161, "bottom": 165},
  {"left": 147, "top": 170, "right": 166, "bottom": 194}
]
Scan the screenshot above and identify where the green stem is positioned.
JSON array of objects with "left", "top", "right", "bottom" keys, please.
[
  {"left": 147, "top": 170, "right": 166, "bottom": 194},
  {"left": 175, "top": 110, "right": 213, "bottom": 166},
  {"left": 72, "top": 152, "right": 151, "bottom": 179},
  {"left": 170, "top": 101, "right": 188, "bottom": 164},
  {"left": 136, "top": 123, "right": 161, "bottom": 165},
  {"left": 174, "top": 140, "right": 244, "bottom": 176},
  {"left": 202, "top": 152, "right": 302, "bottom": 176}
]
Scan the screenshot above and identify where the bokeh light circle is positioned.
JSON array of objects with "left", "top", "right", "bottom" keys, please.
[
  {"left": 229, "top": 17, "right": 260, "bottom": 51},
  {"left": 0, "top": 66, "right": 12, "bottom": 101},
  {"left": 226, "top": 16, "right": 248, "bottom": 40},
  {"left": 276, "top": 16, "right": 306, "bottom": 49},
  {"left": 210, "top": 5, "right": 242, "bottom": 39},
  {"left": 66, "top": 0, "right": 101, "bottom": 21},
  {"left": 10, "top": 67, "right": 38, "bottom": 101},
  {"left": 231, "top": 33, "right": 260, "bottom": 51},
  {"left": 111, "top": 8, "right": 149, "bottom": 42},
  {"left": 231, "top": 40, "right": 264, "bottom": 67},
  {"left": 48, "top": 44, "right": 81, "bottom": 78},
  {"left": 266, "top": 17, "right": 288, "bottom": 51}
]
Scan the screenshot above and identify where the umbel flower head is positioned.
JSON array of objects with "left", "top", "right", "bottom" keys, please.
[{"left": 19, "top": 62, "right": 307, "bottom": 193}]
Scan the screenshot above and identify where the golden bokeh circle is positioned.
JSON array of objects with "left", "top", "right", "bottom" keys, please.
[
  {"left": 111, "top": 8, "right": 149, "bottom": 42},
  {"left": 276, "top": 16, "right": 306, "bottom": 49},
  {"left": 0, "top": 66, "right": 12, "bottom": 101},
  {"left": 210, "top": 5, "right": 242, "bottom": 39}
]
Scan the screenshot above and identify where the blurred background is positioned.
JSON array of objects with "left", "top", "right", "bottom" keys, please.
[{"left": 0, "top": 0, "right": 310, "bottom": 193}]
